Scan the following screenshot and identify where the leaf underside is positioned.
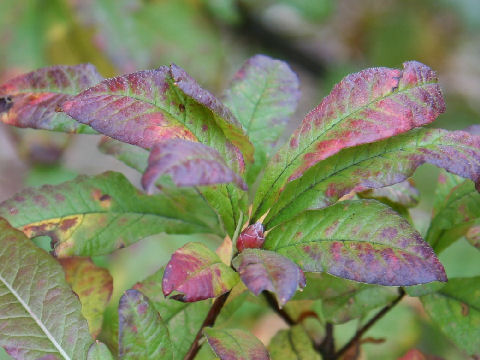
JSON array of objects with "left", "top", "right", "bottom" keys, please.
[{"left": 204, "top": 328, "right": 269, "bottom": 360}]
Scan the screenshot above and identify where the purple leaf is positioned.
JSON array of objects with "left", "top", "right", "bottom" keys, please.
[
  {"left": 162, "top": 242, "right": 239, "bottom": 302},
  {"left": 142, "top": 139, "right": 247, "bottom": 193},
  {"left": 265, "top": 200, "right": 447, "bottom": 286},
  {"left": 0, "top": 64, "right": 102, "bottom": 133},
  {"left": 204, "top": 328, "right": 270, "bottom": 360},
  {"left": 232, "top": 249, "right": 306, "bottom": 306}
]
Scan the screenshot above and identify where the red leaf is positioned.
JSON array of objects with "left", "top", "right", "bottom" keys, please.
[
  {"left": 0, "top": 64, "right": 102, "bottom": 133},
  {"left": 236, "top": 223, "right": 265, "bottom": 252},
  {"left": 232, "top": 249, "right": 306, "bottom": 306},
  {"left": 398, "top": 349, "right": 444, "bottom": 360},
  {"left": 142, "top": 139, "right": 247, "bottom": 193}
]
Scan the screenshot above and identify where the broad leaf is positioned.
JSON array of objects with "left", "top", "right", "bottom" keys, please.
[
  {"left": 163, "top": 242, "right": 239, "bottom": 302},
  {"left": 358, "top": 179, "right": 419, "bottom": 209},
  {"left": 62, "top": 64, "right": 253, "bottom": 168},
  {"left": 294, "top": 273, "right": 398, "bottom": 323},
  {"left": 266, "top": 128, "right": 480, "bottom": 228},
  {"left": 204, "top": 328, "right": 269, "bottom": 360},
  {"left": 87, "top": 341, "right": 114, "bottom": 360},
  {"left": 0, "top": 64, "right": 102, "bottom": 133},
  {"left": 118, "top": 289, "right": 173, "bottom": 359},
  {"left": 264, "top": 200, "right": 446, "bottom": 286},
  {"left": 224, "top": 54, "right": 300, "bottom": 183},
  {"left": 0, "top": 218, "right": 92, "bottom": 359},
  {"left": 98, "top": 137, "right": 149, "bottom": 173},
  {"left": 232, "top": 249, "right": 306, "bottom": 306},
  {"left": 268, "top": 325, "right": 321, "bottom": 360},
  {"left": 253, "top": 61, "right": 445, "bottom": 221},
  {"left": 426, "top": 173, "right": 480, "bottom": 252},
  {"left": 59, "top": 257, "right": 113, "bottom": 338},
  {"left": 421, "top": 277, "right": 480, "bottom": 356},
  {"left": 0, "top": 172, "right": 221, "bottom": 257},
  {"left": 142, "top": 139, "right": 247, "bottom": 193},
  {"left": 133, "top": 267, "right": 210, "bottom": 359}
]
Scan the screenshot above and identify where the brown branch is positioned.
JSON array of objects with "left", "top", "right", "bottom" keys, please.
[
  {"left": 335, "top": 288, "right": 406, "bottom": 359},
  {"left": 263, "top": 291, "right": 295, "bottom": 326},
  {"left": 184, "top": 291, "right": 231, "bottom": 360},
  {"left": 318, "top": 322, "right": 336, "bottom": 360}
]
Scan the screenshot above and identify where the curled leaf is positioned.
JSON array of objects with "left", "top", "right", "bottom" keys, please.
[
  {"left": 358, "top": 179, "right": 420, "bottom": 209},
  {"left": 236, "top": 223, "right": 265, "bottom": 252},
  {"left": 204, "top": 328, "right": 270, "bottom": 360}
]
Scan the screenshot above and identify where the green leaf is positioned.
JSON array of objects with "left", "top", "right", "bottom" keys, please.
[
  {"left": 426, "top": 172, "right": 480, "bottom": 253},
  {"left": 163, "top": 242, "right": 239, "bottom": 302},
  {"left": 118, "top": 289, "right": 173, "bottom": 359},
  {"left": 264, "top": 200, "right": 446, "bottom": 286},
  {"left": 0, "top": 64, "right": 102, "bottom": 133},
  {"left": 265, "top": 128, "right": 480, "bottom": 228},
  {"left": 421, "top": 277, "right": 480, "bottom": 356},
  {"left": 358, "top": 179, "right": 419, "bottom": 209},
  {"left": 204, "top": 328, "right": 269, "bottom": 360},
  {"left": 252, "top": 61, "right": 445, "bottom": 221},
  {"left": 0, "top": 218, "right": 92, "bottom": 359},
  {"left": 0, "top": 172, "right": 221, "bottom": 257},
  {"left": 224, "top": 54, "right": 300, "bottom": 183},
  {"left": 133, "top": 268, "right": 210, "bottom": 359},
  {"left": 87, "top": 341, "right": 114, "bottom": 360},
  {"left": 268, "top": 325, "right": 321, "bottom": 360},
  {"left": 59, "top": 257, "right": 113, "bottom": 338},
  {"left": 294, "top": 273, "right": 398, "bottom": 324}
]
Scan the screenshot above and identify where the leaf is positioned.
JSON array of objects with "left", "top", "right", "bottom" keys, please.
[
  {"left": 118, "top": 289, "right": 173, "bottom": 359},
  {"left": 62, "top": 64, "right": 253, "bottom": 168},
  {"left": 0, "top": 218, "right": 92, "bottom": 359},
  {"left": 142, "top": 139, "right": 247, "bottom": 193},
  {"left": 397, "top": 349, "right": 444, "bottom": 360},
  {"left": 426, "top": 173, "right": 480, "bottom": 253},
  {"left": 294, "top": 273, "right": 398, "bottom": 324},
  {"left": 0, "top": 64, "right": 102, "bottom": 133},
  {"left": 204, "top": 328, "right": 270, "bottom": 360},
  {"left": 133, "top": 268, "right": 210, "bottom": 359},
  {"left": 163, "top": 242, "right": 239, "bottom": 302},
  {"left": 98, "top": 137, "right": 149, "bottom": 173},
  {"left": 87, "top": 341, "right": 114, "bottom": 360},
  {"left": 0, "top": 172, "right": 221, "bottom": 257},
  {"left": 268, "top": 325, "right": 321, "bottom": 360},
  {"left": 232, "top": 249, "right": 306, "bottom": 307},
  {"left": 224, "top": 54, "right": 300, "bottom": 183},
  {"left": 236, "top": 223, "right": 265, "bottom": 253},
  {"left": 421, "top": 277, "right": 480, "bottom": 356},
  {"left": 264, "top": 200, "right": 447, "bottom": 286},
  {"left": 358, "top": 179, "right": 420, "bottom": 209},
  {"left": 253, "top": 61, "right": 445, "bottom": 221},
  {"left": 59, "top": 257, "right": 113, "bottom": 338},
  {"left": 265, "top": 128, "right": 480, "bottom": 228}
]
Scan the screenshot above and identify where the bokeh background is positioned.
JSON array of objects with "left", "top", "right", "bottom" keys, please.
[{"left": 1, "top": 1, "right": 479, "bottom": 359}]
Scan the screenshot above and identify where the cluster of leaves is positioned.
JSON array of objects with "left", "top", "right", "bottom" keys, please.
[{"left": 0, "top": 54, "right": 479, "bottom": 359}]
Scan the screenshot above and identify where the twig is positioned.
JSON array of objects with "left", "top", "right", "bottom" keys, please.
[
  {"left": 263, "top": 291, "right": 295, "bottom": 326},
  {"left": 184, "top": 292, "right": 231, "bottom": 360},
  {"left": 318, "top": 322, "right": 335, "bottom": 360},
  {"left": 335, "top": 288, "right": 406, "bottom": 359}
]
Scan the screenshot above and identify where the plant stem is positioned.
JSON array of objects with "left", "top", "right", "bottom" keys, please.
[
  {"left": 335, "top": 288, "right": 406, "bottom": 359},
  {"left": 263, "top": 291, "right": 295, "bottom": 326},
  {"left": 318, "top": 322, "right": 335, "bottom": 360},
  {"left": 184, "top": 291, "right": 230, "bottom": 360}
]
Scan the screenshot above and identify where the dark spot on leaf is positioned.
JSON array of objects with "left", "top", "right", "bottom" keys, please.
[
  {"left": 179, "top": 103, "right": 185, "bottom": 112},
  {"left": 461, "top": 302, "right": 469, "bottom": 316},
  {"left": 0, "top": 96, "right": 13, "bottom": 113},
  {"left": 99, "top": 194, "right": 111, "bottom": 202},
  {"left": 59, "top": 217, "right": 78, "bottom": 231}
]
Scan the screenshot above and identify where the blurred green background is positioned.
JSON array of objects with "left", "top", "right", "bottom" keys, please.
[{"left": 0, "top": 0, "right": 479, "bottom": 359}]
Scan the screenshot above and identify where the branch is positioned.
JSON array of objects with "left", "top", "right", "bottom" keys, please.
[
  {"left": 318, "top": 322, "right": 335, "bottom": 360},
  {"left": 263, "top": 291, "right": 295, "bottom": 326},
  {"left": 335, "top": 288, "right": 406, "bottom": 359},
  {"left": 184, "top": 291, "right": 231, "bottom": 360}
]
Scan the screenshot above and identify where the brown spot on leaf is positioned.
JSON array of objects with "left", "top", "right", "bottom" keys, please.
[{"left": 461, "top": 302, "right": 469, "bottom": 316}]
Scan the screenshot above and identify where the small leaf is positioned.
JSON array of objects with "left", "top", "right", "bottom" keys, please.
[
  {"left": 294, "top": 273, "right": 398, "bottom": 323},
  {"left": 142, "top": 139, "right": 247, "bottom": 193},
  {"left": 253, "top": 61, "right": 445, "bottom": 221},
  {"left": 0, "top": 64, "right": 102, "bottom": 133},
  {"left": 265, "top": 200, "right": 446, "bottom": 286},
  {"left": 118, "top": 289, "right": 173, "bottom": 359},
  {"left": 204, "top": 328, "right": 270, "bottom": 360},
  {"left": 133, "top": 268, "right": 210, "bottom": 359},
  {"left": 62, "top": 64, "right": 252, "bottom": 170},
  {"left": 87, "top": 341, "right": 114, "bottom": 360},
  {"left": 0, "top": 218, "right": 91, "bottom": 359},
  {"left": 266, "top": 128, "right": 480, "bottom": 228},
  {"left": 236, "top": 223, "right": 265, "bottom": 253},
  {"left": 59, "top": 257, "right": 113, "bottom": 338},
  {"left": 358, "top": 179, "right": 420, "bottom": 209},
  {"left": 421, "top": 277, "right": 480, "bottom": 356},
  {"left": 0, "top": 172, "right": 221, "bottom": 257},
  {"left": 163, "top": 242, "right": 239, "bottom": 302},
  {"left": 268, "top": 325, "right": 321, "bottom": 360},
  {"left": 232, "top": 249, "right": 306, "bottom": 306},
  {"left": 224, "top": 54, "right": 300, "bottom": 183}
]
